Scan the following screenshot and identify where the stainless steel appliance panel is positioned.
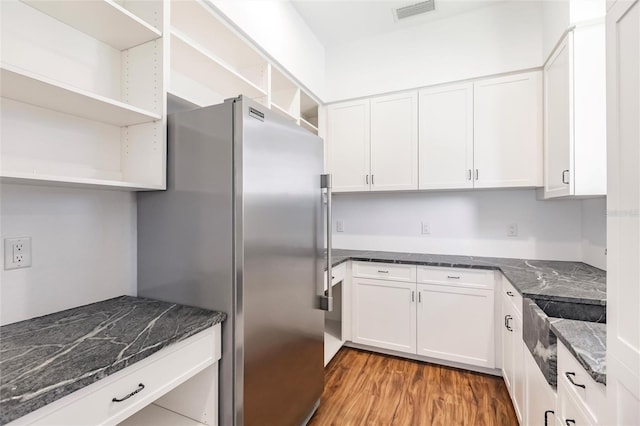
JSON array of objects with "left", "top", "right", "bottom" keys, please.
[
  {"left": 236, "top": 100, "right": 324, "bottom": 426},
  {"left": 137, "top": 101, "right": 237, "bottom": 426}
]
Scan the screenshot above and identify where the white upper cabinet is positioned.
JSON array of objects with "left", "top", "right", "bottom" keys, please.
[
  {"left": 543, "top": 22, "right": 607, "bottom": 199},
  {"left": 370, "top": 92, "right": 418, "bottom": 191},
  {"left": 328, "top": 99, "right": 371, "bottom": 192},
  {"left": 473, "top": 71, "right": 543, "bottom": 189},
  {"left": 418, "top": 83, "right": 474, "bottom": 190}
]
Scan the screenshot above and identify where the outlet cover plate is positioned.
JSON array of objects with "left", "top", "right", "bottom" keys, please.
[{"left": 4, "top": 237, "right": 32, "bottom": 270}]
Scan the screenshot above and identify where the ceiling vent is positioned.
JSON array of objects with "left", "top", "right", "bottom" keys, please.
[{"left": 394, "top": 1, "right": 435, "bottom": 21}]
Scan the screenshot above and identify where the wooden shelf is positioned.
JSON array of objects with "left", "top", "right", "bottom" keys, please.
[
  {"left": 1, "top": 171, "right": 164, "bottom": 191},
  {"left": 22, "top": 0, "right": 161, "bottom": 51},
  {"left": 271, "top": 102, "right": 298, "bottom": 122},
  {"left": 300, "top": 117, "right": 319, "bottom": 133},
  {"left": 170, "top": 30, "right": 267, "bottom": 101},
  {"left": 118, "top": 404, "right": 205, "bottom": 426},
  {"left": 1, "top": 64, "right": 161, "bottom": 126}
]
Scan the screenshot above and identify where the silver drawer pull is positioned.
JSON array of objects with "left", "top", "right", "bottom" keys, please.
[
  {"left": 565, "top": 420, "right": 576, "bottom": 426},
  {"left": 565, "top": 372, "right": 586, "bottom": 389},
  {"left": 447, "top": 275, "right": 460, "bottom": 279},
  {"left": 112, "top": 383, "right": 145, "bottom": 402},
  {"left": 506, "top": 291, "right": 515, "bottom": 296},
  {"left": 378, "top": 270, "right": 389, "bottom": 273},
  {"left": 505, "top": 315, "right": 513, "bottom": 331}
]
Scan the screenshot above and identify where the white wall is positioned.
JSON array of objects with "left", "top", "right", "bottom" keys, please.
[
  {"left": 324, "top": 1, "right": 544, "bottom": 102},
  {"left": 331, "top": 189, "right": 585, "bottom": 261},
  {"left": 581, "top": 198, "right": 606, "bottom": 270},
  {"left": 209, "top": 0, "right": 326, "bottom": 99},
  {"left": 0, "top": 184, "right": 136, "bottom": 325},
  {"left": 542, "top": 0, "right": 570, "bottom": 61}
]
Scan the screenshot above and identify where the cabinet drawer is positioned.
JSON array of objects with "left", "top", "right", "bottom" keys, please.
[
  {"left": 25, "top": 326, "right": 220, "bottom": 426},
  {"left": 501, "top": 275, "right": 522, "bottom": 315},
  {"left": 417, "top": 266, "right": 494, "bottom": 289},
  {"left": 352, "top": 261, "right": 416, "bottom": 282},
  {"left": 557, "top": 342, "right": 606, "bottom": 424},
  {"left": 325, "top": 262, "right": 346, "bottom": 290}
]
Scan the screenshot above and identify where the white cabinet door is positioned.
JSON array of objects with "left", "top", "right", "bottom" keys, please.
[
  {"left": 502, "top": 293, "right": 515, "bottom": 392},
  {"left": 606, "top": 1, "right": 640, "bottom": 425},
  {"left": 525, "top": 348, "right": 557, "bottom": 426},
  {"left": 513, "top": 308, "right": 526, "bottom": 424},
  {"left": 544, "top": 33, "right": 573, "bottom": 198},
  {"left": 473, "top": 72, "right": 543, "bottom": 188},
  {"left": 416, "top": 283, "right": 494, "bottom": 368},
  {"left": 502, "top": 292, "right": 525, "bottom": 423},
  {"left": 352, "top": 277, "right": 416, "bottom": 354},
  {"left": 418, "top": 83, "right": 474, "bottom": 190},
  {"left": 370, "top": 92, "right": 418, "bottom": 191},
  {"left": 328, "top": 99, "right": 370, "bottom": 192}
]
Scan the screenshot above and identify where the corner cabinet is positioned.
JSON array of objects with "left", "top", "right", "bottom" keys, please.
[
  {"left": 543, "top": 22, "right": 606, "bottom": 199},
  {"left": 328, "top": 93, "right": 418, "bottom": 192},
  {"left": 0, "top": 0, "right": 166, "bottom": 191},
  {"left": 473, "top": 71, "right": 543, "bottom": 189}
]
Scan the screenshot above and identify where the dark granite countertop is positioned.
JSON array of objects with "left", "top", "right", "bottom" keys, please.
[
  {"left": 0, "top": 296, "right": 226, "bottom": 425},
  {"left": 331, "top": 249, "right": 606, "bottom": 306},
  {"left": 550, "top": 318, "right": 607, "bottom": 385}
]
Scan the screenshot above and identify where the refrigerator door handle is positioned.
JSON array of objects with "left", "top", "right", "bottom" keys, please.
[{"left": 320, "top": 174, "right": 333, "bottom": 312}]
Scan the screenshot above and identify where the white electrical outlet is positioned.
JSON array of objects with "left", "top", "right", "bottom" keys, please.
[
  {"left": 4, "top": 237, "right": 32, "bottom": 270},
  {"left": 421, "top": 221, "right": 431, "bottom": 235},
  {"left": 507, "top": 223, "right": 518, "bottom": 237},
  {"left": 336, "top": 220, "right": 344, "bottom": 233}
]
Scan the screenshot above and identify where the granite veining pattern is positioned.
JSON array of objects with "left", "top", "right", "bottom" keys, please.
[
  {"left": 523, "top": 298, "right": 558, "bottom": 388},
  {"left": 0, "top": 296, "right": 226, "bottom": 425},
  {"left": 550, "top": 318, "right": 607, "bottom": 385},
  {"left": 331, "top": 249, "right": 606, "bottom": 306}
]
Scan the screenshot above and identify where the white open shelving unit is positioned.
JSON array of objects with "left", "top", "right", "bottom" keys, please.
[
  {"left": 169, "top": 0, "right": 268, "bottom": 107},
  {"left": 0, "top": 0, "right": 167, "bottom": 191},
  {"left": 1, "top": 0, "right": 325, "bottom": 192}
]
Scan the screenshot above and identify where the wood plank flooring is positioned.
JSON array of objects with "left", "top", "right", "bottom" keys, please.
[{"left": 308, "top": 348, "right": 518, "bottom": 426}]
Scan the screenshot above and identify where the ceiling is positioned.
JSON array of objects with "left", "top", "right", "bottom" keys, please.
[{"left": 291, "top": 0, "right": 506, "bottom": 47}]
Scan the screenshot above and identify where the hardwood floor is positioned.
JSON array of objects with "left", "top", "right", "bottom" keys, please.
[{"left": 308, "top": 348, "right": 518, "bottom": 426}]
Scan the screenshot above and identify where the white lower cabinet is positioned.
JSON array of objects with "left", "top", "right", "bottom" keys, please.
[
  {"left": 502, "top": 284, "right": 525, "bottom": 424},
  {"left": 416, "top": 282, "right": 495, "bottom": 368},
  {"left": 352, "top": 277, "right": 417, "bottom": 354},
  {"left": 351, "top": 263, "right": 496, "bottom": 370},
  {"left": 525, "top": 348, "right": 557, "bottom": 426}
]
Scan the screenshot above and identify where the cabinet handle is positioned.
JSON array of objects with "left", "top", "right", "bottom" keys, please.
[
  {"left": 447, "top": 275, "right": 460, "bottom": 279},
  {"left": 544, "top": 410, "right": 555, "bottom": 426},
  {"left": 562, "top": 169, "right": 570, "bottom": 184},
  {"left": 565, "top": 372, "right": 586, "bottom": 389},
  {"left": 418, "top": 292, "right": 422, "bottom": 303},
  {"left": 506, "top": 291, "right": 514, "bottom": 297},
  {"left": 366, "top": 175, "right": 369, "bottom": 184},
  {"left": 112, "top": 383, "right": 145, "bottom": 402},
  {"left": 505, "top": 315, "right": 513, "bottom": 331},
  {"left": 411, "top": 291, "right": 415, "bottom": 302},
  {"left": 372, "top": 174, "right": 375, "bottom": 185},
  {"left": 377, "top": 270, "right": 389, "bottom": 273},
  {"left": 475, "top": 169, "right": 479, "bottom": 180},
  {"left": 565, "top": 420, "right": 576, "bottom": 426},
  {"left": 468, "top": 169, "right": 472, "bottom": 181}
]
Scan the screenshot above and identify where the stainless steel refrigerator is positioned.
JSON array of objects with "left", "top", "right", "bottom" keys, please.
[{"left": 137, "top": 96, "right": 333, "bottom": 426}]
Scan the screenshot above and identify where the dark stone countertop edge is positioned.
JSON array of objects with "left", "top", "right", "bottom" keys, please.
[
  {"left": 329, "top": 251, "right": 606, "bottom": 306},
  {"left": 550, "top": 319, "right": 607, "bottom": 385}
]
